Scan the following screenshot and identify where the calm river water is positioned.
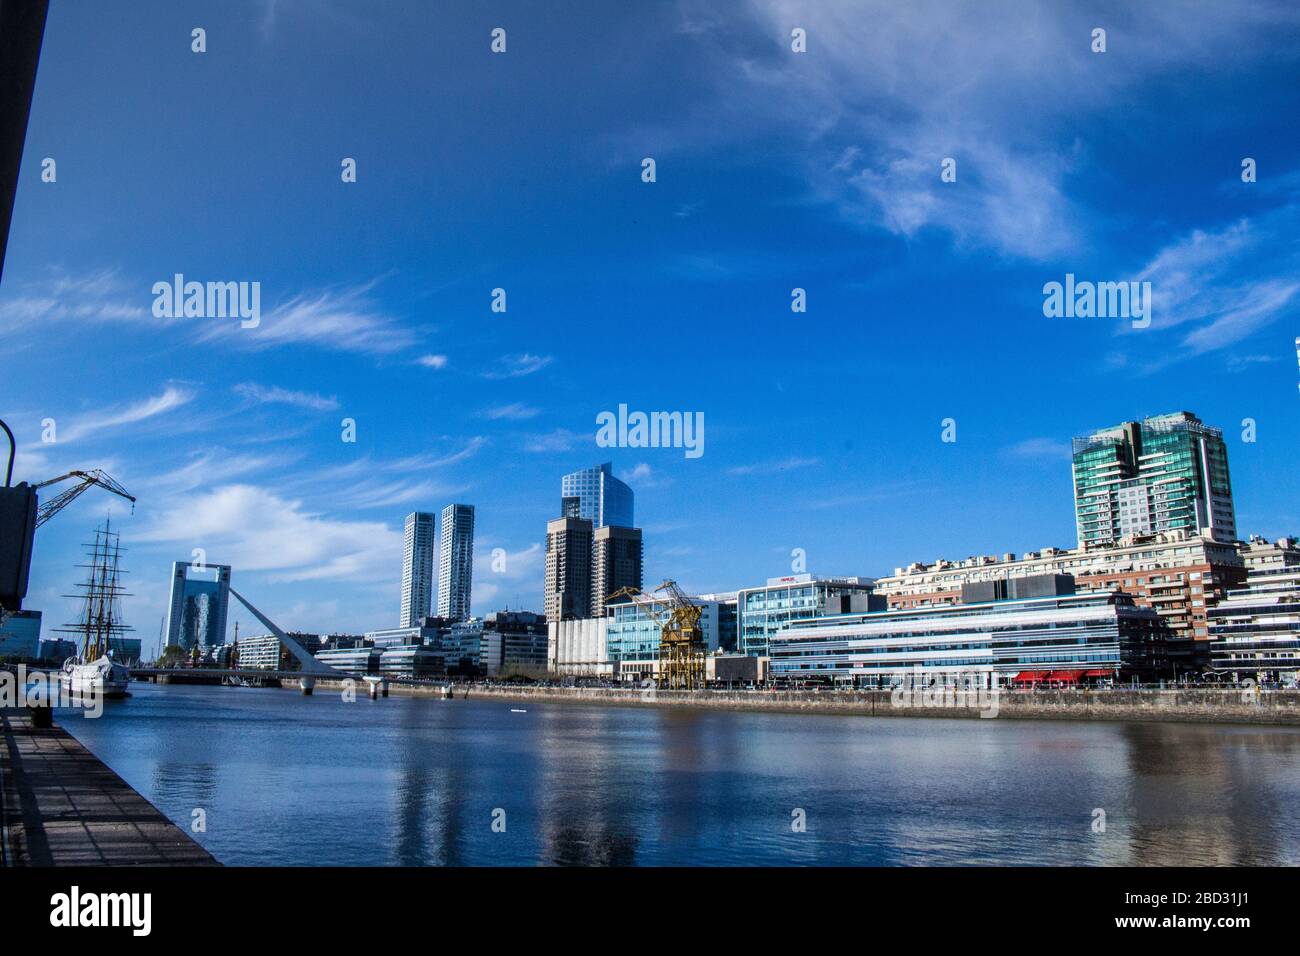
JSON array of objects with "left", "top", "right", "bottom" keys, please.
[{"left": 56, "top": 682, "right": 1300, "bottom": 866}]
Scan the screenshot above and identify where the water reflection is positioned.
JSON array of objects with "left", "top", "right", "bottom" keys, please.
[
  {"left": 56, "top": 684, "right": 1300, "bottom": 867},
  {"left": 1120, "top": 723, "right": 1296, "bottom": 866}
]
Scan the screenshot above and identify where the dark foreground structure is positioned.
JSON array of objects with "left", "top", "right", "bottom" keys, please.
[{"left": 0, "top": 708, "right": 217, "bottom": 866}]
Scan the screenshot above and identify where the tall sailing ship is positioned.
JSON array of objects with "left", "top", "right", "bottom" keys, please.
[{"left": 57, "top": 520, "right": 132, "bottom": 699}]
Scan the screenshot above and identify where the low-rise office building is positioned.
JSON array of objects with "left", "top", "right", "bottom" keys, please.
[
  {"left": 316, "top": 645, "right": 380, "bottom": 674},
  {"left": 443, "top": 618, "right": 483, "bottom": 673},
  {"left": 697, "top": 592, "right": 739, "bottom": 652},
  {"left": 770, "top": 578, "right": 1171, "bottom": 687},
  {"left": 235, "top": 632, "right": 321, "bottom": 670},
  {"left": 1208, "top": 566, "right": 1300, "bottom": 683},
  {"left": 379, "top": 645, "right": 443, "bottom": 679},
  {"left": 319, "top": 633, "right": 366, "bottom": 649},
  {"left": 737, "top": 574, "right": 881, "bottom": 656},
  {"left": 475, "top": 610, "right": 548, "bottom": 676},
  {"left": 872, "top": 530, "right": 1244, "bottom": 645},
  {"left": 366, "top": 619, "right": 447, "bottom": 649},
  {"left": 39, "top": 637, "right": 77, "bottom": 664}
]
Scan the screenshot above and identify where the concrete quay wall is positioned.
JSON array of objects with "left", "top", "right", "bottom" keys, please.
[{"left": 299, "top": 679, "right": 1300, "bottom": 725}]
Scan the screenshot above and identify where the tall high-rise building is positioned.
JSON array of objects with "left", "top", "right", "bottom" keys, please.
[
  {"left": 561, "top": 462, "right": 633, "bottom": 529},
  {"left": 437, "top": 503, "right": 475, "bottom": 622},
  {"left": 165, "top": 561, "right": 231, "bottom": 650},
  {"left": 544, "top": 516, "right": 593, "bottom": 621},
  {"left": 400, "top": 512, "right": 436, "bottom": 627},
  {"left": 1072, "top": 412, "right": 1235, "bottom": 549},
  {"left": 591, "top": 525, "right": 643, "bottom": 617}
]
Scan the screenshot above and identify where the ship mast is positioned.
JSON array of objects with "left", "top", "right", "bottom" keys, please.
[{"left": 56, "top": 519, "right": 133, "bottom": 662}]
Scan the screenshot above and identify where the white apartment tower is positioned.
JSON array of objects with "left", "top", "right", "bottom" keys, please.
[
  {"left": 438, "top": 503, "right": 475, "bottom": 622},
  {"left": 400, "top": 512, "right": 436, "bottom": 627}
]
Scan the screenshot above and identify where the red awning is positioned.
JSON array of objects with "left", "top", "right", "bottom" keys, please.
[
  {"left": 1046, "top": 669, "right": 1085, "bottom": 683},
  {"left": 1011, "top": 671, "right": 1048, "bottom": 682},
  {"left": 1083, "top": 669, "right": 1114, "bottom": 678}
]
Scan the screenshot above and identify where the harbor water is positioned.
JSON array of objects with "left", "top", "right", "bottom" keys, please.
[{"left": 56, "top": 682, "right": 1300, "bottom": 866}]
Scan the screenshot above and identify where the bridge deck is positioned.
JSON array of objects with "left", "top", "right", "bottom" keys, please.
[
  {"left": 0, "top": 708, "right": 218, "bottom": 866},
  {"left": 130, "top": 667, "right": 368, "bottom": 681}
]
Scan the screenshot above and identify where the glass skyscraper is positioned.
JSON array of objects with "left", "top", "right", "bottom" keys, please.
[
  {"left": 1072, "top": 412, "right": 1236, "bottom": 549},
  {"left": 165, "top": 561, "right": 232, "bottom": 650},
  {"left": 560, "top": 462, "right": 633, "bottom": 529},
  {"left": 437, "top": 503, "right": 475, "bottom": 622}
]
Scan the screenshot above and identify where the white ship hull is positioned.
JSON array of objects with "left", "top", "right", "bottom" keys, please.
[{"left": 60, "top": 656, "right": 131, "bottom": 699}]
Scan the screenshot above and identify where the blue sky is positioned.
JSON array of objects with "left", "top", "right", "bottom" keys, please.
[{"left": 3, "top": 0, "right": 1299, "bottom": 654}]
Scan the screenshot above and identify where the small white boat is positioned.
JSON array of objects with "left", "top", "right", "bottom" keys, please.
[{"left": 60, "top": 654, "right": 131, "bottom": 699}]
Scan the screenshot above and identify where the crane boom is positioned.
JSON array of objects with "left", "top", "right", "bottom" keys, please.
[
  {"left": 608, "top": 580, "right": 706, "bottom": 689},
  {"left": 34, "top": 469, "right": 136, "bottom": 528},
  {"left": 605, "top": 585, "right": 668, "bottom": 625}
]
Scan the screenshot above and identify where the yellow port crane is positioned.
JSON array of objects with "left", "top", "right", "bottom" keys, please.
[{"left": 606, "top": 579, "right": 706, "bottom": 690}]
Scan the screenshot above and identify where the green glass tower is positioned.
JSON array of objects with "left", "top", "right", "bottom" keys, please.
[{"left": 1072, "top": 412, "right": 1236, "bottom": 549}]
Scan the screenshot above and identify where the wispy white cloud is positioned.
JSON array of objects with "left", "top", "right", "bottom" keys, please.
[
  {"left": 802, "top": 480, "right": 931, "bottom": 510},
  {"left": 145, "top": 450, "right": 288, "bottom": 495},
  {"left": 664, "top": 0, "right": 1300, "bottom": 260},
  {"left": 523, "top": 428, "right": 585, "bottom": 453},
  {"left": 0, "top": 270, "right": 421, "bottom": 358},
  {"left": 0, "top": 268, "right": 153, "bottom": 336},
  {"left": 1002, "top": 437, "right": 1073, "bottom": 462},
  {"left": 55, "top": 385, "right": 196, "bottom": 444},
  {"left": 302, "top": 437, "right": 488, "bottom": 487},
  {"left": 1225, "top": 353, "right": 1280, "bottom": 372},
  {"left": 416, "top": 354, "right": 448, "bottom": 369},
  {"left": 472, "top": 542, "right": 544, "bottom": 610},
  {"left": 327, "top": 477, "right": 468, "bottom": 511},
  {"left": 200, "top": 281, "right": 417, "bottom": 355},
  {"left": 1128, "top": 204, "right": 1300, "bottom": 361},
  {"left": 483, "top": 402, "right": 540, "bottom": 421},
  {"left": 621, "top": 462, "right": 670, "bottom": 489},
  {"left": 233, "top": 382, "right": 339, "bottom": 411},
  {"left": 483, "top": 353, "right": 553, "bottom": 379},
  {"left": 727, "top": 456, "right": 819, "bottom": 476}
]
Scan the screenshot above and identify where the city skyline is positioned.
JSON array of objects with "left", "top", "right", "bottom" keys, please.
[
  {"left": 48, "top": 409, "right": 1300, "bottom": 660},
  {"left": 3, "top": 2, "right": 1299, "bottom": 641}
]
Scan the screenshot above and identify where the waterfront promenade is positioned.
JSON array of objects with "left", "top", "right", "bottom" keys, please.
[
  {"left": 306, "top": 680, "right": 1300, "bottom": 725},
  {"left": 0, "top": 708, "right": 217, "bottom": 866}
]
